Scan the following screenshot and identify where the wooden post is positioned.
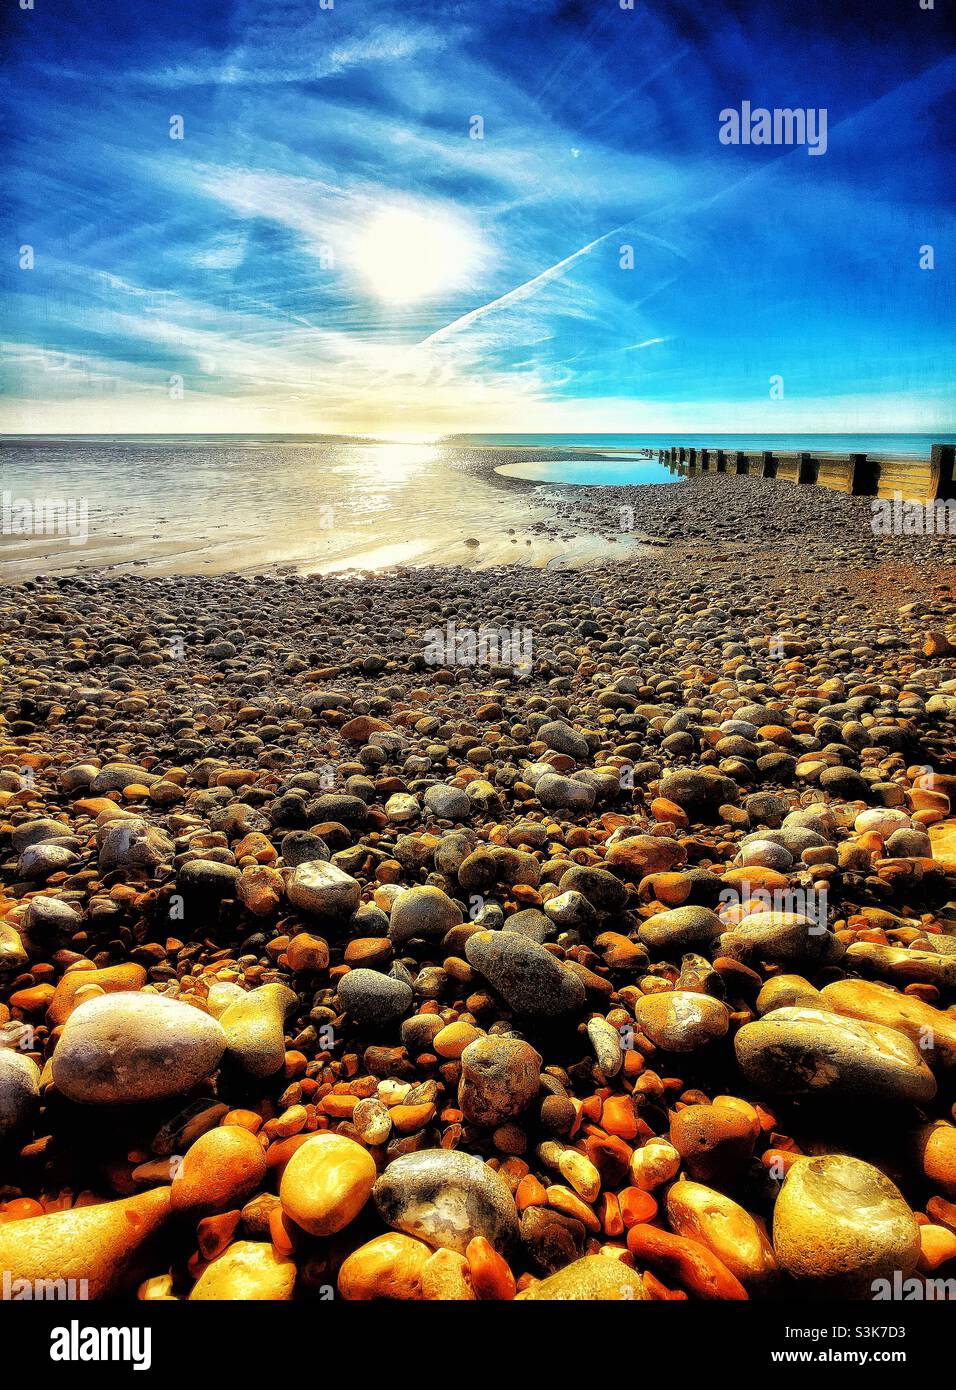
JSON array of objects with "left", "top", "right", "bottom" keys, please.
[
  {"left": 761, "top": 451, "right": 777, "bottom": 478},
  {"left": 797, "top": 453, "right": 819, "bottom": 485},
  {"left": 931, "top": 444, "right": 956, "bottom": 499},
  {"left": 849, "top": 453, "right": 880, "bottom": 496}
]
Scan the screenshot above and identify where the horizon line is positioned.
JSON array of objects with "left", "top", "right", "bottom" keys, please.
[{"left": 4, "top": 429, "right": 956, "bottom": 440}]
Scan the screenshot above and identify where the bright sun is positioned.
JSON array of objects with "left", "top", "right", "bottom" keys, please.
[{"left": 355, "top": 206, "right": 471, "bottom": 304}]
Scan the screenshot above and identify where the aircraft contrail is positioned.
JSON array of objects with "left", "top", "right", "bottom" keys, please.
[{"left": 418, "top": 223, "right": 629, "bottom": 347}]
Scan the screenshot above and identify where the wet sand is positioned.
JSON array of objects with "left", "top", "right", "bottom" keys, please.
[{"left": 1, "top": 440, "right": 664, "bottom": 581}]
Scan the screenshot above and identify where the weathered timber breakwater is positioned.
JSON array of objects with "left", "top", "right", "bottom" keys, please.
[
  {"left": 658, "top": 442, "right": 956, "bottom": 503},
  {"left": 1, "top": 475, "right": 955, "bottom": 1302}
]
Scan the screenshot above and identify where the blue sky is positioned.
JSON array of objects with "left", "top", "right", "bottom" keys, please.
[{"left": 3, "top": 0, "right": 954, "bottom": 434}]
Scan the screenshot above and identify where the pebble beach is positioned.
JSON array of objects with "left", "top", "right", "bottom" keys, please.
[{"left": 2, "top": 468, "right": 956, "bottom": 1304}]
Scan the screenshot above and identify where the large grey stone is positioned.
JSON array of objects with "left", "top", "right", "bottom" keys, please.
[
  {"left": 0, "top": 1049, "right": 40, "bottom": 1140},
  {"left": 52, "top": 993, "right": 226, "bottom": 1104},
  {"left": 464, "top": 930, "right": 585, "bottom": 1017},
  {"left": 458, "top": 1036, "right": 542, "bottom": 1126},
  {"left": 287, "top": 860, "right": 361, "bottom": 916},
  {"left": 734, "top": 1007, "right": 936, "bottom": 1103},
  {"left": 773, "top": 1155, "right": 921, "bottom": 1296},
  {"left": 372, "top": 1149, "right": 519, "bottom": 1254}
]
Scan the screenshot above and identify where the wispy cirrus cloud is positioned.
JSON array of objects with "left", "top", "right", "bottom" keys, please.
[{"left": 3, "top": 0, "right": 954, "bottom": 434}]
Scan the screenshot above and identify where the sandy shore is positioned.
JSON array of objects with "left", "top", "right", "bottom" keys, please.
[
  {"left": 2, "top": 441, "right": 664, "bottom": 582},
  {"left": 5, "top": 438, "right": 949, "bottom": 584}
]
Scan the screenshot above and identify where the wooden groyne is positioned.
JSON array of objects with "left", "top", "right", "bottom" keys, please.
[{"left": 657, "top": 443, "right": 955, "bottom": 502}]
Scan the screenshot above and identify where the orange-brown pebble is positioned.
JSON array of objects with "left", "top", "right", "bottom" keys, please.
[
  {"left": 601, "top": 1095, "right": 640, "bottom": 1140},
  {"left": 915, "top": 1122, "right": 956, "bottom": 1198},
  {"left": 432, "top": 1021, "right": 482, "bottom": 1058},
  {"left": 1, "top": 1198, "right": 44, "bottom": 1221},
  {"left": 268, "top": 1206, "right": 299, "bottom": 1255},
  {"left": 601, "top": 1192, "right": 624, "bottom": 1237},
  {"left": 344, "top": 938, "right": 394, "bottom": 967},
  {"left": 390, "top": 1102, "right": 437, "bottom": 1133},
  {"left": 47, "top": 962, "right": 147, "bottom": 1025},
  {"left": 285, "top": 932, "right": 330, "bottom": 973},
  {"left": 515, "top": 1174, "right": 548, "bottom": 1210},
  {"left": 283, "top": 1050, "right": 308, "bottom": 1080},
  {"left": 927, "top": 1196, "right": 956, "bottom": 1232},
  {"left": 918, "top": 1223, "right": 956, "bottom": 1271},
  {"left": 466, "top": 1236, "right": 516, "bottom": 1300},
  {"left": 762, "top": 1148, "right": 801, "bottom": 1179},
  {"left": 221, "top": 1109, "right": 263, "bottom": 1134},
  {"left": 338, "top": 1233, "right": 430, "bottom": 1301},
  {"left": 643, "top": 1270, "right": 689, "bottom": 1300},
  {"left": 321, "top": 1094, "right": 358, "bottom": 1119},
  {"left": 493, "top": 1123, "right": 527, "bottom": 1155},
  {"left": 669, "top": 1103, "right": 756, "bottom": 1188},
  {"left": 197, "top": 1209, "right": 241, "bottom": 1261},
  {"left": 8, "top": 984, "right": 55, "bottom": 1014},
  {"left": 626, "top": 1223, "right": 749, "bottom": 1300},
  {"left": 651, "top": 798, "right": 689, "bottom": 828},
  {"left": 236, "top": 866, "right": 284, "bottom": 917},
  {"left": 546, "top": 1184, "right": 601, "bottom": 1233},
  {"left": 264, "top": 1104, "right": 308, "bottom": 1139},
  {"left": 234, "top": 833, "right": 277, "bottom": 864},
  {"left": 170, "top": 1125, "right": 267, "bottom": 1216},
  {"left": 618, "top": 1187, "right": 658, "bottom": 1227}
]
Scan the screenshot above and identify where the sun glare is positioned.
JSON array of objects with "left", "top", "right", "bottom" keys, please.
[{"left": 355, "top": 206, "right": 472, "bottom": 304}]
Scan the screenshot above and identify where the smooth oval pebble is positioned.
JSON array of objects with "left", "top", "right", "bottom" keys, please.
[
  {"left": 388, "top": 885, "right": 463, "bottom": 945},
  {"left": 587, "top": 1016, "right": 623, "bottom": 1076},
  {"left": 0, "top": 1048, "right": 41, "bottom": 1140},
  {"left": 337, "top": 1232, "right": 431, "bottom": 1300},
  {"left": 51, "top": 992, "right": 226, "bottom": 1105},
  {"left": 735, "top": 1007, "right": 937, "bottom": 1103},
  {"left": 170, "top": 1125, "right": 267, "bottom": 1215},
  {"left": 463, "top": 931, "right": 585, "bottom": 1018},
  {"left": 286, "top": 860, "right": 361, "bottom": 916},
  {"left": 773, "top": 1155, "right": 920, "bottom": 1296},
  {"left": 638, "top": 905, "right": 723, "bottom": 954},
  {"left": 372, "top": 1148, "right": 519, "bottom": 1254},
  {"left": 719, "top": 911, "right": 844, "bottom": 967},
  {"left": 666, "top": 1181, "right": 777, "bottom": 1286},
  {"left": 633, "top": 991, "right": 729, "bottom": 1051},
  {"left": 337, "top": 969, "right": 414, "bottom": 1026},
  {"left": 279, "top": 1132, "right": 377, "bottom": 1236}
]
